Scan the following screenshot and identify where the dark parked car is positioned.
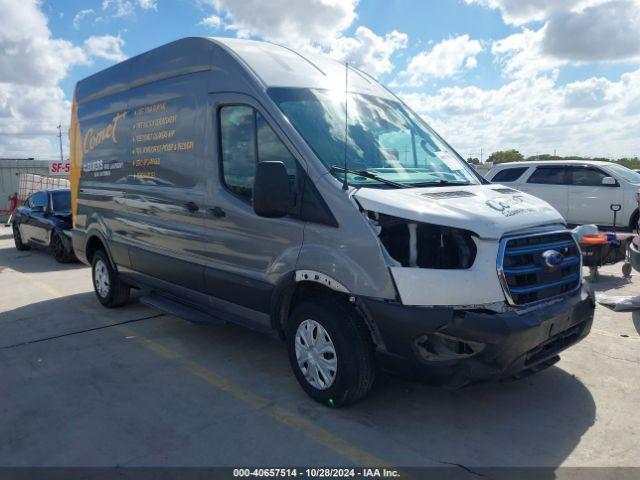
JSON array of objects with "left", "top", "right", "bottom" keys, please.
[{"left": 12, "top": 189, "right": 76, "bottom": 263}]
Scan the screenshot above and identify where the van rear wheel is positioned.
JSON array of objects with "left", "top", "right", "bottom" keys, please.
[
  {"left": 91, "top": 250, "right": 130, "bottom": 307},
  {"left": 286, "top": 297, "right": 376, "bottom": 407}
]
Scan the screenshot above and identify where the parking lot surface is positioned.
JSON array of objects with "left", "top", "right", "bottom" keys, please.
[{"left": 1, "top": 230, "right": 639, "bottom": 469}]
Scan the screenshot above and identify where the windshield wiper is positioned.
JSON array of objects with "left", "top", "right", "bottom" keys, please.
[{"left": 330, "top": 165, "right": 409, "bottom": 188}]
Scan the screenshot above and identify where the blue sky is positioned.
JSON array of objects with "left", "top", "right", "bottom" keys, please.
[{"left": 2, "top": 0, "right": 639, "bottom": 159}]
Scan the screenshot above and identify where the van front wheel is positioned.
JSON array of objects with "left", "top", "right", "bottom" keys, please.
[
  {"left": 286, "top": 298, "right": 376, "bottom": 407},
  {"left": 91, "top": 250, "right": 130, "bottom": 307}
]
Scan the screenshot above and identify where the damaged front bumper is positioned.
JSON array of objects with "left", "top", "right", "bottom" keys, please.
[{"left": 360, "top": 286, "right": 595, "bottom": 388}]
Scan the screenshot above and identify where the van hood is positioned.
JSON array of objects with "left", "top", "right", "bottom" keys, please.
[{"left": 353, "top": 184, "right": 565, "bottom": 239}]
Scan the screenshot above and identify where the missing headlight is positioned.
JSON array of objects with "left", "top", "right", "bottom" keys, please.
[{"left": 367, "top": 212, "right": 477, "bottom": 269}]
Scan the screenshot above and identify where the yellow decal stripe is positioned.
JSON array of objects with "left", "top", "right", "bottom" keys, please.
[{"left": 69, "top": 89, "right": 82, "bottom": 227}]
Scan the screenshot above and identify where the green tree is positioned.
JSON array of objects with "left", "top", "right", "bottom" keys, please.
[
  {"left": 487, "top": 150, "right": 525, "bottom": 164},
  {"left": 617, "top": 157, "right": 640, "bottom": 170},
  {"left": 466, "top": 157, "right": 480, "bottom": 165}
]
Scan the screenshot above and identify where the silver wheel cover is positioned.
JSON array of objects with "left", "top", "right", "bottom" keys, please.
[
  {"left": 94, "top": 259, "right": 110, "bottom": 298},
  {"left": 295, "top": 319, "right": 337, "bottom": 390}
]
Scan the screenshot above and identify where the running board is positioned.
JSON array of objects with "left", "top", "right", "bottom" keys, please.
[{"left": 141, "top": 293, "right": 224, "bottom": 325}]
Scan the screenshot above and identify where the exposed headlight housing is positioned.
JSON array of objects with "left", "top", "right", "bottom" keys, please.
[{"left": 367, "top": 211, "right": 477, "bottom": 269}]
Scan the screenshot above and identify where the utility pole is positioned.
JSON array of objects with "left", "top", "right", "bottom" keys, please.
[
  {"left": 480, "top": 147, "right": 483, "bottom": 164},
  {"left": 57, "top": 124, "right": 63, "bottom": 162}
]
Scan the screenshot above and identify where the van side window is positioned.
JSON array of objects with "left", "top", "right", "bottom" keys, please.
[
  {"left": 491, "top": 167, "right": 528, "bottom": 183},
  {"left": 568, "top": 167, "right": 610, "bottom": 186},
  {"left": 256, "top": 115, "right": 297, "bottom": 177},
  {"left": 220, "top": 105, "right": 297, "bottom": 200},
  {"left": 220, "top": 106, "right": 256, "bottom": 198},
  {"left": 527, "top": 167, "right": 568, "bottom": 185}
]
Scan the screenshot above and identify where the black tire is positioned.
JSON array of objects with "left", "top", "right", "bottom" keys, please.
[
  {"left": 12, "top": 223, "right": 30, "bottom": 251},
  {"left": 91, "top": 250, "right": 130, "bottom": 307},
  {"left": 51, "top": 231, "right": 75, "bottom": 263},
  {"left": 286, "top": 297, "right": 376, "bottom": 407}
]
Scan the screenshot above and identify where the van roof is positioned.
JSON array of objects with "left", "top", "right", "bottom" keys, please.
[
  {"left": 75, "top": 37, "right": 395, "bottom": 104},
  {"left": 213, "top": 37, "right": 393, "bottom": 97}
]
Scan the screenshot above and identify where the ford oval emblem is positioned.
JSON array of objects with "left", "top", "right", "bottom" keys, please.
[{"left": 542, "top": 250, "right": 564, "bottom": 269}]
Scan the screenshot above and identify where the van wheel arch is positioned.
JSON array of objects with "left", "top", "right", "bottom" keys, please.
[
  {"left": 274, "top": 280, "right": 381, "bottom": 347},
  {"left": 85, "top": 233, "right": 114, "bottom": 268}
]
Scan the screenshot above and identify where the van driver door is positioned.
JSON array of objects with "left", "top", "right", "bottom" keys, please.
[{"left": 200, "top": 94, "right": 305, "bottom": 329}]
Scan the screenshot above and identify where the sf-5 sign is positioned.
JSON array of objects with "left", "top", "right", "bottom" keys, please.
[{"left": 49, "top": 161, "right": 71, "bottom": 176}]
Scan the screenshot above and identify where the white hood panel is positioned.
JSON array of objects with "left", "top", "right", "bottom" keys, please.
[{"left": 353, "top": 184, "right": 565, "bottom": 239}]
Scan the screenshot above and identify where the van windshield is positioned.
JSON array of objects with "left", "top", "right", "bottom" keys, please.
[{"left": 268, "top": 87, "right": 480, "bottom": 188}]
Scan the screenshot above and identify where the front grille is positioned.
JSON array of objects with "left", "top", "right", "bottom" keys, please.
[{"left": 499, "top": 231, "right": 581, "bottom": 305}]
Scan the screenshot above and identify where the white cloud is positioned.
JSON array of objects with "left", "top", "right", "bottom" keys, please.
[
  {"left": 328, "top": 27, "right": 407, "bottom": 76},
  {"left": 200, "top": 14, "right": 222, "bottom": 28},
  {"left": 137, "top": 0, "right": 157, "bottom": 10},
  {"left": 84, "top": 35, "right": 127, "bottom": 62},
  {"left": 396, "top": 35, "right": 483, "bottom": 86},
  {"left": 400, "top": 68, "right": 640, "bottom": 158},
  {"left": 102, "top": 0, "right": 135, "bottom": 18},
  {"left": 563, "top": 77, "right": 622, "bottom": 108},
  {"left": 491, "top": 27, "right": 563, "bottom": 78},
  {"left": 0, "top": 0, "right": 88, "bottom": 157},
  {"left": 0, "top": 2, "right": 130, "bottom": 158},
  {"left": 492, "top": 2, "right": 640, "bottom": 79},
  {"left": 201, "top": 0, "right": 406, "bottom": 77},
  {"left": 73, "top": 9, "right": 95, "bottom": 29},
  {"left": 0, "top": 0, "right": 88, "bottom": 86},
  {"left": 464, "top": 0, "right": 610, "bottom": 26},
  {"left": 0, "top": 135, "right": 62, "bottom": 159},
  {"left": 542, "top": 0, "right": 640, "bottom": 62},
  {"left": 473, "top": 0, "right": 640, "bottom": 80},
  {"left": 206, "top": 0, "right": 358, "bottom": 47},
  {"left": 0, "top": 84, "right": 70, "bottom": 137}
]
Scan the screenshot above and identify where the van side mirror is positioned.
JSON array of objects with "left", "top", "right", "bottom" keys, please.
[
  {"left": 602, "top": 176, "right": 617, "bottom": 186},
  {"left": 253, "top": 161, "right": 290, "bottom": 218}
]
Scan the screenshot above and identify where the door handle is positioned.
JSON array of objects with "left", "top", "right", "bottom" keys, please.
[
  {"left": 184, "top": 201, "right": 199, "bottom": 212},
  {"left": 208, "top": 206, "right": 226, "bottom": 218}
]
